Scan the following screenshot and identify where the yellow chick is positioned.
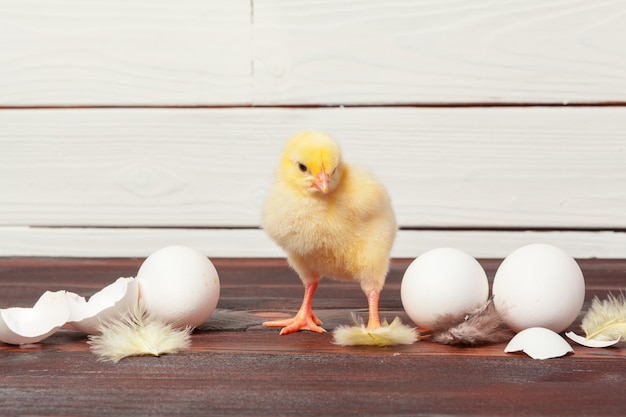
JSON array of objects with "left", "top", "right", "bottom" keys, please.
[{"left": 262, "top": 131, "right": 397, "bottom": 335}]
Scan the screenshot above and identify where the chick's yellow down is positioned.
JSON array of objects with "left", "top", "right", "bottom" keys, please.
[{"left": 262, "top": 131, "right": 397, "bottom": 335}]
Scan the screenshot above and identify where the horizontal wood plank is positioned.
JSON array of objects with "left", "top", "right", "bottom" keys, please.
[
  {"left": 2, "top": 1, "right": 626, "bottom": 106},
  {"left": 1, "top": 258, "right": 625, "bottom": 417},
  {"left": 252, "top": 0, "right": 626, "bottom": 105},
  {"left": 1, "top": 107, "right": 625, "bottom": 230},
  {"left": 0, "top": 0, "right": 252, "bottom": 106},
  {"left": 1, "top": 227, "right": 624, "bottom": 258}
]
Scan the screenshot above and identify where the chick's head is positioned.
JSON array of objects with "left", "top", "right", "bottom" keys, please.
[{"left": 279, "top": 131, "right": 343, "bottom": 195}]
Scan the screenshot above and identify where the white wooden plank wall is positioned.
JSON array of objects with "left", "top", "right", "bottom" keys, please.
[{"left": 1, "top": 0, "right": 625, "bottom": 258}]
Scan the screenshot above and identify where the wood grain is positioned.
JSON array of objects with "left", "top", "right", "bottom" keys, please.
[
  {"left": 253, "top": 0, "right": 626, "bottom": 105},
  {"left": 2, "top": 1, "right": 625, "bottom": 260},
  {"left": 2, "top": 0, "right": 625, "bottom": 106},
  {"left": 1, "top": 227, "right": 625, "bottom": 258},
  {"left": 0, "top": 0, "right": 252, "bottom": 106},
  {"left": 1, "top": 258, "right": 625, "bottom": 417},
  {"left": 1, "top": 107, "right": 624, "bottom": 229}
]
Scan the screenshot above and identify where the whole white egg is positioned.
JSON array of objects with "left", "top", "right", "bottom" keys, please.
[
  {"left": 401, "top": 248, "right": 489, "bottom": 328},
  {"left": 136, "top": 245, "right": 220, "bottom": 329},
  {"left": 492, "top": 243, "right": 585, "bottom": 333}
]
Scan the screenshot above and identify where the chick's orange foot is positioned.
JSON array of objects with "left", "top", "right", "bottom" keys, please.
[{"left": 264, "top": 311, "right": 326, "bottom": 335}]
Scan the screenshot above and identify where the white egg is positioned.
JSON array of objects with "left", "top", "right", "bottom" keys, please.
[
  {"left": 493, "top": 243, "right": 585, "bottom": 333},
  {"left": 401, "top": 248, "right": 489, "bottom": 328},
  {"left": 0, "top": 290, "right": 70, "bottom": 345},
  {"left": 505, "top": 327, "right": 574, "bottom": 360},
  {"left": 136, "top": 245, "right": 220, "bottom": 329}
]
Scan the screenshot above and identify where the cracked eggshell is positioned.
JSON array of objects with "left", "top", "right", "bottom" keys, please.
[
  {"left": 0, "top": 290, "right": 70, "bottom": 345},
  {"left": 67, "top": 277, "right": 139, "bottom": 334},
  {"left": 565, "top": 331, "right": 622, "bottom": 348},
  {"left": 505, "top": 327, "right": 574, "bottom": 360},
  {"left": 136, "top": 245, "right": 220, "bottom": 329}
]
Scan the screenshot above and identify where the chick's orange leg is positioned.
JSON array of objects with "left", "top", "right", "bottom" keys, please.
[
  {"left": 366, "top": 289, "right": 382, "bottom": 330},
  {"left": 263, "top": 281, "right": 326, "bottom": 335}
]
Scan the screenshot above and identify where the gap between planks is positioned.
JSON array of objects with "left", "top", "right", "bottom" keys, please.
[{"left": 2, "top": 101, "right": 626, "bottom": 110}]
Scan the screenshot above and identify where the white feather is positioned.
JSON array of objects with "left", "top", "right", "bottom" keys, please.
[
  {"left": 581, "top": 291, "right": 626, "bottom": 341},
  {"left": 333, "top": 314, "right": 417, "bottom": 346},
  {"left": 88, "top": 304, "right": 192, "bottom": 363}
]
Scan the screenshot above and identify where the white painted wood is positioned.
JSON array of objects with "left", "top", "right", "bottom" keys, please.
[
  {"left": 0, "top": 0, "right": 252, "bottom": 106},
  {"left": 253, "top": 0, "right": 626, "bottom": 105},
  {"left": 2, "top": 0, "right": 625, "bottom": 106},
  {"left": 1, "top": 107, "right": 625, "bottom": 229},
  {"left": 0, "top": 227, "right": 623, "bottom": 259}
]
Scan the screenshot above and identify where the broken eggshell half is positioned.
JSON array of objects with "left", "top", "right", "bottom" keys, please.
[
  {"left": 504, "top": 327, "right": 574, "bottom": 360},
  {"left": 67, "top": 277, "right": 139, "bottom": 334},
  {"left": 0, "top": 290, "right": 71, "bottom": 345},
  {"left": 565, "top": 331, "right": 622, "bottom": 348}
]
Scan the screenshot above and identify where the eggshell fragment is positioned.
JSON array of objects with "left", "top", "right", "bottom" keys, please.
[
  {"left": 67, "top": 277, "right": 139, "bottom": 334},
  {"left": 565, "top": 331, "right": 622, "bottom": 348},
  {"left": 136, "top": 245, "right": 220, "bottom": 329},
  {"left": 504, "top": 327, "right": 574, "bottom": 360},
  {"left": 0, "top": 290, "right": 70, "bottom": 345}
]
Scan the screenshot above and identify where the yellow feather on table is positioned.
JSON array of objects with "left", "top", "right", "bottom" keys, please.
[
  {"left": 88, "top": 304, "right": 192, "bottom": 363},
  {"left": 333, "top": 314, "right": 417, "bottom": 346},
  {"left": 262, "top": 131, "right": 413, "bottom": 346},
  {"left": 581, "top": 291, "right": 626, "bottom": 341}
]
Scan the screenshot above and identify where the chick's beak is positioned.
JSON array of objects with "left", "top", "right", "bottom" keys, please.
[{"left": 312, "top": 169, "right": 330, "bottom": 193}]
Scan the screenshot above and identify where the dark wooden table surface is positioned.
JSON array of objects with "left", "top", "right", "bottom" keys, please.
[{"left": 1, "top": 257, "right": 625, "bottom": 417}]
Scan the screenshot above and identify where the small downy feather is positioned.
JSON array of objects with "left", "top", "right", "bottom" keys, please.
[
  {"left": 429, "top": 299, "right": 514, "bottom": 346},
  {"left": 581, "top": 291, "right": 626, "bottom": 342},
  {"left": 333, "top": 314, "right": 417, "bottom": 346},
  {"left": 88, "top": 304, "right": 192, "bottom": 363}
]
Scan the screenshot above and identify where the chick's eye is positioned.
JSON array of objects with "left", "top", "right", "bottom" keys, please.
[{"left": 297, "top": 162, "right": 307, "bottom": 172}]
